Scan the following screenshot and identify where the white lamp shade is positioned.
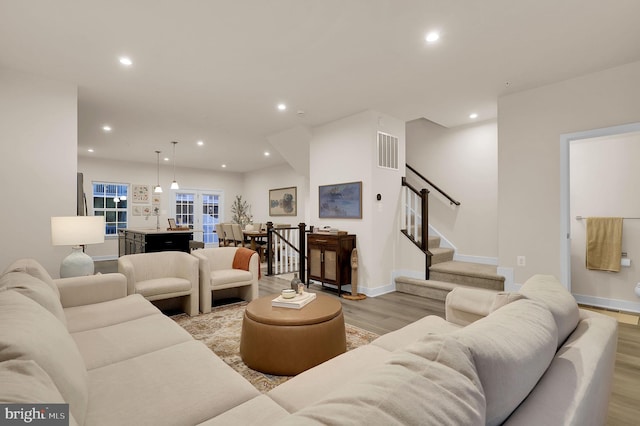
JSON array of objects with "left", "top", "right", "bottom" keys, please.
[{"left": 51, "top": 216, "right": 105, "bottom": 246}]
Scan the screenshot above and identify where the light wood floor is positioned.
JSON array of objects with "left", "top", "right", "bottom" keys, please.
[
  {"left": 96, "top": 261, "right": 640, "bottom": 425},
  {"left": 259, "top": 274, "right": 444, "bottom": 335}
]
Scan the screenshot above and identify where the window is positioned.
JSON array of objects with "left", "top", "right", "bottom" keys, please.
[
  {"left": 175, "top": 193, "right": 195, "bottom": 228},
  {"left": 93, "top": 182, "right": 128, "bottom": 236}
]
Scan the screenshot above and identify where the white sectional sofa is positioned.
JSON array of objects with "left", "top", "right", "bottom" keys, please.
[{"left": 0, "top": 258, "right": 617, "bottom": 425}]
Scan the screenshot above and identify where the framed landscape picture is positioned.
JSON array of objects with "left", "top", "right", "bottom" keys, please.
[
  {"left": 319, "top": 181, "right": 362, "bottom": 219},
  {"left": 269, "top": 186, "right": 297, "bottom": 216}
]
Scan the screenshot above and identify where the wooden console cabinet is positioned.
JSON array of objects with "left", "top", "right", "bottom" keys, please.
[
  {"left": 307, "top": 233, "right": 356, "bottom": 296},
  {"left": 118, "top": 229, "right": 193, "bottom": 256}
]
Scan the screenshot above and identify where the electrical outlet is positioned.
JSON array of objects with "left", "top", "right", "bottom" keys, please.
[{"left": 517, "top": 256, "right": 526, "bottom": 267}]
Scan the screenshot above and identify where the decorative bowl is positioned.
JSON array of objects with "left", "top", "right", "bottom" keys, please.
[{"left": 281, "top": 289, "right": 296, "bottom": 299}]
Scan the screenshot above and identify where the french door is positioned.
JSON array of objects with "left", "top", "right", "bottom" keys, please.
[{"left": 172, "top": 190, "right": 223, "bottom": 246}]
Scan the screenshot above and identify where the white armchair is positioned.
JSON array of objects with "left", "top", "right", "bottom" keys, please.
[
  {"left": 192, "top": 247, "right": 259, "bottom": 313},
  {"left": 117, "top": 251, "right": 199, "bottom": 316}
]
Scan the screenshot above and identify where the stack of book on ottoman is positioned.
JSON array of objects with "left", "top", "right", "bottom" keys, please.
[{"left": 271, "top": 292, "right": 317, "bottom": 309}]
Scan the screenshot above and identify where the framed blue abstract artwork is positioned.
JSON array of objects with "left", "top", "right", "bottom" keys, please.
[{"left": 319, "top": 181, "right": 362, "bottom": 219}]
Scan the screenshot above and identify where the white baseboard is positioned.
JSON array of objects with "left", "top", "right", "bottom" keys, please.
[
  {"left": 392, "top": 269, "right": 426, "bottom": 281},
  {"left": 573, "top": 293, "right": 640, "bottom": 314},
  {"left": 362, "top": 283, "right": 396, "bottom": 297},
  {"left": 453, "top": 254, "right": 498, "bottom": 265}
]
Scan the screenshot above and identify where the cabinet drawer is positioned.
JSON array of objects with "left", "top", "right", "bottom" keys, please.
[{"left": 308, "top": 236, "right": 338, "bottom": 248}]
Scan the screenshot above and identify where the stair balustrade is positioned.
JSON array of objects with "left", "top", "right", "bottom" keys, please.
[
  {"left": 266, "top": 222, "right": 308, "bottom": 279},
  {"left": 402, "top": 164, "right": 461, "bottom": 280},
  {"left": 401, "top": 177, "right": 431, "bottom": 279}
]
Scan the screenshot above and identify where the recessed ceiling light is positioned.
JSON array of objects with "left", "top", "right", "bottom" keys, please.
[
  {"left": 102, "top": 125, "right": 112, "bottom": 132},
  {"left": 277, "top": 103, "right": 286, "bottom": 111},
  {"left": 425, "top": 31, "right": 440, "bottom": 43},
  {"left": 119, "top": 56, "right": 133, "bottom": 66},
  {"left": 164, "top": 157, "right": 169, "bottom": 162},
  {"left": 264, "top": 151, "right": 270, "bottom": 156},
  {"left": 221, "top": 164, "right": 227, "bottom": 168},
  {"left": 469, "top": 113, "right": 478, "bottom": 119},
  {"left": 88, "top": 148, "right": 95, "bottom": 153},
  {"left": 197, "top": 140, "right": 204, "bottom": 146}
]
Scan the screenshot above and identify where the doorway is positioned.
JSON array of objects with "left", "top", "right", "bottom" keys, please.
[
  {"left": 171, "top": 189, "right": 223, "bottom": 247},
  {"left": 560, "top": 122, "right": 640, "bottom": 311}
]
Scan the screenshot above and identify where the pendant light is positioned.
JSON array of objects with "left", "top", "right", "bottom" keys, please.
[
  {"left": 153, "top": 150, "right": 163, "bottom": 193},
  {"left": 170, "top": 141, "right": 179, "bottom": 190}
]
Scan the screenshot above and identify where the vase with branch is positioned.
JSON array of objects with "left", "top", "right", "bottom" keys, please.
[{"left": 231, "top": 195, "right": 253, "bottom": 229}]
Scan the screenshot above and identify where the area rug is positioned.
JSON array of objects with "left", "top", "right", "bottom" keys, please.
[{"left": 172, "top": 301, "right": 379, "bottom": 393}]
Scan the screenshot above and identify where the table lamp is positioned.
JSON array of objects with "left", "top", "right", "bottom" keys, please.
[{"left": 51, "top": 216, "right": 105, "bottom": 278}]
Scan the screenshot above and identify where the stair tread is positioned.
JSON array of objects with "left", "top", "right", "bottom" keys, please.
[
  {"left": 429, "top": 247, "right": 454, "bottom": 254},
  {"left": 430, "top": 261, "right": 504, "bottom": 281}
]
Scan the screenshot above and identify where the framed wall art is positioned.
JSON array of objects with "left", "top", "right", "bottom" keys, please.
[
  {"left": 132, "top": 184, "right": 150, "bottom": 203},
  {"left": 319, "top": 181, "right": 362, "bottom": 219},
  {"left": 269, "top": 186, "right": 297, "bottom": 216}
]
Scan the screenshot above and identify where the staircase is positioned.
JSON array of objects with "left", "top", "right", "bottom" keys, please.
[{"left": 396, "top": 235, "right": 505, "bottom": 303}]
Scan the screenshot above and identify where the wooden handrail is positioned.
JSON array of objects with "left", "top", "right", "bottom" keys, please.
[{"left": 406, "top": 163, "right": 461, "bottom": 206}]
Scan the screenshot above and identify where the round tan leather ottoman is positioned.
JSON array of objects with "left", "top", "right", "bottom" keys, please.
[{"left": 239, "top": 293, "right": 346, "bottom": 375}]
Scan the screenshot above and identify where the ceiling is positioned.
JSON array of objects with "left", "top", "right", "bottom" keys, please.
[{"left": 2, "top": 0, "right": 640, "bottom": 173}]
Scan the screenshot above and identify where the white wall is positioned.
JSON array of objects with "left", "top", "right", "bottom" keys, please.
[
  {"left": 405, "top": 118, "right": 498, "bottom": 260},
  {"left": 78, "top": 156, "right": 244, "bottom": 259},
  {"left": 243, "top": 164, "right": 308, "bottom": 225},
  {"left": 310, "top": 110, "right": 405, "bottom": 295},
  {"left": 0, "top": 68, "right": 77, "bottom": 277},
  {"left": 372, "top": 116, "right": 406, "bottom": 293},
  {"left": 570, "top": 131, "right": 640, "bottom": 306},
  {"left": 267, "top": 125, "right": 311, "bottom": 178},
  {"left": 498, "top": 60, "right": 640, "bottom": 286}
]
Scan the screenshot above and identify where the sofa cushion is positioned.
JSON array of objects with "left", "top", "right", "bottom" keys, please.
[
  {"left": 489, "top": 291, "right": 527, "bottom": 312},
  {"left": 371, "top": 314, "right": 461, "bottom": 352},
  {"left": 0, "top": 271, "right": 67, "bottom": 325},
  {"left": 275, "top": 335, "right": 485, "bottom": 425},
  {"left": 197, "top": 395, "right": 289, "bottom": 426},
  {"left": 454, "top": 299, "right": 557, "bottom": 426},
  {"left": 519, "top": 274, "right": 580, "bottom": 348},
  {"left": 269, "top": 344, "right": 391, "bottom": 412},
  {"left": 85, "top": 340, "right": 260, "bottom": 426},
  {"left": 2, "top": 258, "right": 59, "bottom": 298},
  {"left": 71, "top": 313, "right": 193, "bottom": 370},
  {"left": 0, "top": 359, "right": 79, "bottom": 426},
  {"left": 135, "top": 277, "right": 191, "bottom": 298},
  {"left": 64, "top": 293, "right": 160, "bottom": 333},
  {"left": 211, "top": 269, "right": 253, "bottom": 287},
  {"left": 504, "top": 310, "right": 618, "bottom": 426},
  {"left": 0, "top": 290, "right": 88, "bottom": 425}
]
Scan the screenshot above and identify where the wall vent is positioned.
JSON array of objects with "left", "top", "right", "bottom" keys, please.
[{"left": 377, "top": 131, "right": 399, "bottom": 170}]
